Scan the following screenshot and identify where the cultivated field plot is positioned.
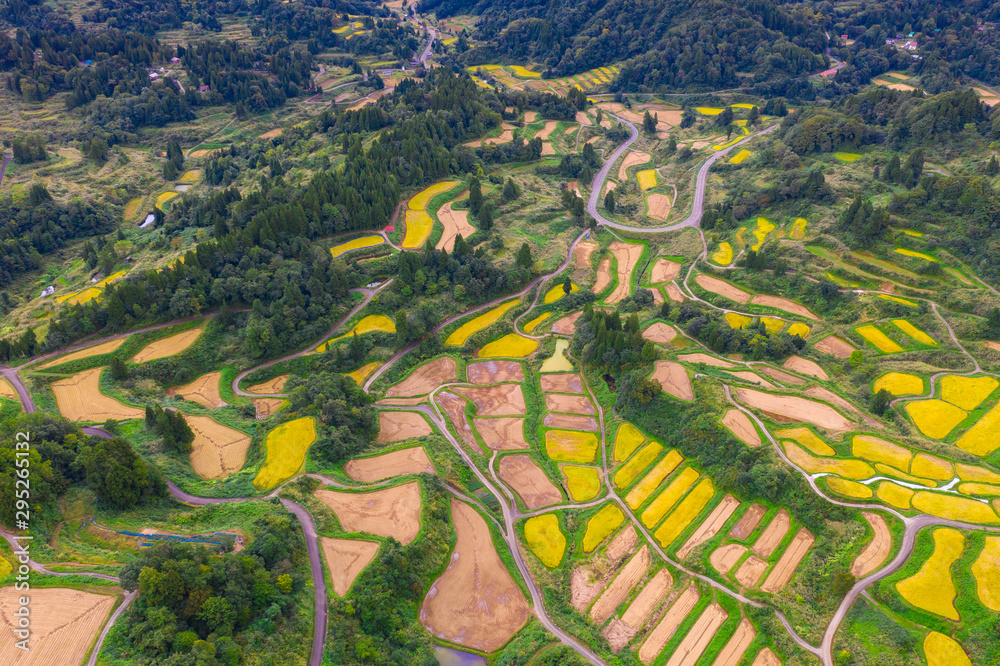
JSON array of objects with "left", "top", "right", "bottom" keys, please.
[
  {"left": 445, "top": 301, "right": 519, "bottom": 346},
  {"left": 253, "top": 398, "right": 286, "bottom": 420},
  {"left": 618, "top": 150, "right": 651, "bottom": 180},
  {"left": 385, "top": 357, "right": 457, "bottom": 396},
  {"left": 168, "top": 371, "right": 226, "bottom": 408},
  {"left": 438, "top": 391, "right": 480, "bottom": 453},
  {"left": 972, "top": 536, "right": 1000, "bottom": 611},
  {"left": 736, "top": 387, "right": 853, "bottom": 432},
  {"left": 638, "top": 584, "right": 700, "bottom": 664},
  {"left": 695, "top": 274, "right": 751, "bottom": 303},
  {"left": 615, "top": 442, "right": 664, "bottom": 488},
  {"left": 760, "top": 527, "right": 814, "bottom": 592},
  {"left": 643, "top": 322, "right": 677, "bottom": 344},
  {"left": 721, "top": 409, "right": 761, "bottom": 447},
  {"left": 545, "top": 429, "right": 600, "bottom": 463},
  {"left": 956, "top": 402, "right": 1000, "bottom": 456},
  {"left": 625, "top": 451, "right": 684, "bottom": 509},
  {"left": 421, "top": 500, "right": 531, "bottom": 652},
  {"left": 603, "top": 568, "right": 672, "bottom": 651},
  {"left": 344, "top": 446, "right": 435, "bottom": 482},
  {"left": 51, "top": 368, "right": 144, "bottom": 422},
  {"left": 653, "top": 478, "right": 715, "bottom": 547},
  {"left": 575, "top": 240, "right": 598, "bottom": 268},
  {"left": 895, "top": 528, "right": 963, "bottom": 619},
  {"left": 651, "top": 258, "right": 681, "bottom": 283},
  {"left": 524, "top": 513, "right": 566, "bottom": 568},
  {"left": 0, "top": 379, "right": 18, "bottom": 403},
  {"left": 552, "top": 311, "right": 582, "bottom": 335},
  {"left": 403, "top": 181, "right": 460, "bottom": 249},
  {"left": 435, "top": 202, "right": 476, "bottom": 252},
  {"left": 0, "top": 586, "right": 117, "bottom": 666},
  {"left": 544, "top": 393, "right": 595, "bottom": 415},
  {"left": 38, "top": 337, "right": 125, "bottom": 369},
  {"left": 650, "top": 361, "right": 694, "bottom": 401},
  {"left": 647, "top": 193, "right": 672, "bottom": 220},
  {"left": 874, "top": 372, "right": 924, "bottom": 396},
  {"left": 606, "top": 242, "right": 645, "bottom": 304},
  {"left": 563, "top": 465, "right": 602, "bottom": 501},
  {"left": 316, "top": 481, "right": 423, "bottom": 545},
  {"left": 376, "top": 411, "right": 433, "bottom": 442},
  {"left": 676, "top": 494, "right": 741, "bottom": 560},
  {"left": 750, "top": 294, "right": 818, "bottom": 320},
  {"left": 498, "top": 455, "right": 563, "bottom": 508},
  {"left": 454, "top": 384, "right": 526, "bottom": 416},
  {"left": 246, "top": 373, "right": 290, "bottom": 394},
  {"left": 466, "top": 360, "right": 524, "bottom": 384},
  {"left": 253, "top": 417, "right": 317, "bottom": 489},
  {"left": 322, "top": 537, "right": 380, "bottom": 597},
  {"left": 904, "top": 399, "right": 967, "bottom": 439},
  {"left": 132, "top": 327, "right": 203, "bottom": 362},
  {"left": 540, "top": 373, "right": 584, "bottom": 393},
  {"left": 813, "top": 335, "right": 857, "bottom": 358},
  {"left": 852, "top": 512, "right": 892, "bottom": 578},
  {"left": 641, "top": 468, "right": 700, "bottom": 529},
  {"left": 188, "top": 415, "right": 251, "bottom": 479},
  {"left": 473, "top": 417, "right": 527, "bottom": 450},
  {"left": 572, "top": 524, "right": 640, "bottom": 611},
  {"left": 590, "top": 545, "right": 651, "bottom": 623},
  {"left": 782, "top": 355, "right": 827, "bottom": 380},
  {"left": 664, "top": 602, "right": 728, "bottom": 666},
  {"left": 345, "top": 362, "right": 380, "bottom": 385},
  {"left": 855, "top": 324, "right": 905, "bottom": 353},
  {"left": 329, "top": 235, "right": 383, "bottom": 259}
]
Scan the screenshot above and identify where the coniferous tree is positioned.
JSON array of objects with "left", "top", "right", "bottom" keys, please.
[
  {"left": 604, "top": 189, "right": 616, "bottom": 213},
  {"left": 516, "top": 242, "right": 533, "bottom": 268}
]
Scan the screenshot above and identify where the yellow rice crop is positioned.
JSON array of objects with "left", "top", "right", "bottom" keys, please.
[
  {"left": 402, "top": 209, "right": 434, "bottom": 249},
  {"left": 563, "top": 466, "right": 601, "bottom": 501},
  {"left": 155, "top": 191, "right": 178, "bottom": 209},
  {"left": 971, "top": 536, "right": 1000, "bottom": 611},
  {"left": 409, "top": 180, "right": 459, "bottom": 210},
  {"left": 641, "top": 468, "right": 699, "bottom": 528},
  {"left": 729, "top": 149, "right": 751, "bottom": 164},
  {"left": 852, "top": 435, "right": 912, "bottom": 471},
  {"left": 959, "top": 482, "right": 1000, "bottom": 496},
  {"left": 637, "top": 170, "right": 657, "bottom": 190},
  {"left": 955, "top": 403, "right": 1000, "bottom": 456},
  {"left": 751, "top": 217, "right": 774, "bottom": 251},
  {"left": 775, "top": 427, "right": 835, "bottom": 456},
  {"left": 523, "top": 313, "right": 551, "bottom": 333},
  {"left": 923, "top": 632, "right": 971, "bottom": 666},
  {"left": 873, "top": 372, "right": 924, "bottom": 396},
  {"left": 911, "top": 491, "right": 1000, "bottom": 524},
  {"left": 696, "top": 107, "right": 724, "bottom": 115},
  {"left": 345, "top": 362, "right": 379, "bottom": 385},
  {"left": 735, "top": 227, "right": 747, "bottom": 247},
  {"left": 957, "top": 463, "right": 1000, "bottom": 483},
  {"left": 904, "top": 400, "right": 967, "bottom": 440},
  {"left": 653, "top": 478, "right": 714, "bottom": 547},
  {"left": 625, "top": 450, "right": 684, "bottom": 509},
  {"left": 68, "top": 288, "right": 102, "bottom": 305},
  {"left": 892, "top": 320, "right": 937, "bottom": 346},
  {"left": 761, "top": 317, "right": 785, "bottom": 333},
  {"left": 874, "top": 464, "right": 936, "bottom": 487},
  {"left": 790, "top": 218, "right": 808, "bottom": 240},
  {"left": 911, "top": 453, "right": 954, "bottom": 481},
  {"left": 179, "top": 169, "right": 201, "bottom": 182},
  {"left": 330, "top": 235, "right": 384, "bottom": 258},
  {"left": 446, "top": 300, "right": 519, "bottom": 346},
  {"left": 835, "top": 152, "right": 861, "bottom": 161},
  {"left": 253, "top": 417, "right": 317, "bottom": 489},
  {"left": 545, "top": 430, "right": 600, "bottom": 463},
  {"left": 317, "top": 315, "right": 396, "bottom": 351},
  {"left": 123, "top": 197, "right": 142, "bottom": 220},
  {"left": 509, "top": 65, "right": 541, "bottom": 78},
  {"left": 902, "top": 229, "right": 924, "bottom": 238},
  {"left": 895, "top": 528, "right": 964, "bottom": 620},
  {"left": 787, "top": 323, "right": 810, "bottom": 338},
  {"left": 880, "top": 294, "right": 917, "bottom": 307},
  {"left": 876, "top": 481, "right": 914, "bottom": 508},
  {"left": 524, "top": 514, "right": 566, "bottom": 568},
  {"left": 939, "top": 375, "right": 998, "bottom": 411},
  {"left": 782, "top": 441, "right": 875, "bottom": 480},
  {"left": 613, "top": 423, "right": 646, "bottom": 462},
  {"left": 478, "top": 333, "right": 539, "bottom": 358},
  {"left": 894, "top": 248, "right": 936, "bottom": 262},
  {"left": 856, "top": 325, "right": 903, "bottom": 353},
  {"left": 725, "top": 312, "right": 752, "bottom": 329},
  {"left": 95, "top": 270, "right": 127, "bottom": 289},
  {"left": 614, "top": 442, "right": 663, "bottom": 489},
  {"left": 543, "top": 283, "right": 578, "bottom": 303},
  {"left": 711, "top": 243, "right": 733, "bottom": 265},
  {"left": 825, "top": 476, "right": 872, "bottom": 499},
  {"left": 583, "top": 504, "right": 625, "bottom": 552}
]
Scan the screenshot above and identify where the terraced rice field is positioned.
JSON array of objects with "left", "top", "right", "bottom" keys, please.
[
  {"left": 524, "top": 514, "right": 566, "bottom": 567},
  {"left": 730, "top": 149, "right": 751, "bottom": 164},
  {"left": 545, "top": 429, "right": 600, "bottom": 462},
  {"left": 725, "top": 312, "right": 752, "bottom": 329},
  {"left": 737, "top": 387, "right": 853, "bottom": 432},
  {"left": 253, "top": 417, "right": 317, "bottom": 489},
  {"left": 904, "top": 399, "right": 967, "bottom": 439},
  {"left": 712, "top": 243, "right": 734, "bottom": 265},
  {"left": 653, "top": 478, "right": 715, "bottom": 547},
  {"left": 168, "top": 371, "right": 225, "bottom": 408},
  {"left": 827, "top": 476, "right": 873, "bottom": 499},
  {"left": 386, "top": 357, "right": 457, "bottom": 396},
  {"left": 790, "top": 217, "right": 808, "bottom": 240},
  {"left": 317, "top": 480, "right": 423, "bottom": 544},
  {"left": 892, "top": 319, "right": 937, "bottom": 346},
  {"left": 188, "top": 415, "right": 251, "bottom": 479},
  {"left": 446, "top": 300, "right": 519, "bottom": 346},
  {"left": 971, "top": 536, "right": 1000, "bottom": 611},
  {"left": 38, "top": 337, "right": 125, "bottom": 369},
  {"left": 478, "top": 333, "right": 538, "bottom": 357},
  {"left": 51, "top": 368, "right": 144, "bottom": 422},
  {"left": 895, "top": 528, "right": 964, "bottom": 620},
  {"left": 132, "top": 327, "right": 203, "bottom": 362},
  {"left": 625, "top": 450, "right": 684, "bottom": 509},
  {"left": 923, "top": 632, "right": 971, "bottom": 666},
  {"left": 856, "top": 324, "right": 904, "bottom": 353},
  {"left": 939, "top": 375, "right": 998, "bottom": 410},
  {"left": 543, "top": 282, "right": 578, "bottom": 303},
  {"left": 852, "top": 512, "right": 892, "bottom": 578},
  {"left": 895, "top": 247, "right": 936, "bottom": 262},
  {"left": 751, "top": 217, "right": 774, "bottom": 251},
  {"left": 344, "top": 446, "right": 434, "bottom": 481},
  {"left": 722, "top": 410, "right": 760, "bottom": 447},
  {"left": 637, "top": 169, "right": 657, "bottom": 190},
  {"left": 497, "top": 455, "right": 562, "bottom": 508},
  {"left": 330, "top": 235, "right": 384, "bottom": 258},
  {"left": 614, "top": 423, "right": 646, "bottom": 461},
  {"left": 583, "top": 504, "right": 625, "bottom": 552},
  {"left": 0, "top": 587, "right": 117, "bottom": 665},
  {"left": 874, "top": 372, "right": 924, "bottom": 396},
  {"left": 322, "top": 537, "right": 380, "bottom": 597},
  {"left": 614, "top": 442, "right": 663, "bottom": 488},
  {"left": 955, "top": 402, "right": 1000, "bottom": 456},
  {"left": 563, "top": 465, "right": 601, "bottom": 501}
]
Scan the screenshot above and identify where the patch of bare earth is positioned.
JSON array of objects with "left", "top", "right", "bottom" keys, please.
[
  {"left": 736, "top": 387, "right": 853, "bottom": 432},
  {"left": 678, "top": 353, "right": 734, "bottom": 368},
  {"left": 344, "top": 446, "right": 435, "bottom": 482},
  {"left": 607, "top": 242, "right": 644, "bottom": 304},
  {"left": 544, "top": 393, "right": 595, "bottom": 415},
  {"left": 643, "top": 323, "right": 677, "bottom": 344},
  {"left": 695, "top": 274, "right": 751, "bottom": 303},
  {"left": 590, "top": 546, "right": 651, "bottom": 623},
  {"left": 646, "top": 194, "right": 672, "bottom": 221},
  {"left": 454, "top": 384, "right": 526, "bottom": 416},
  {"left": 497, "top": 455, "right": 563, "bottom": 508},
  {"left": 386, "top": 357, "right": 457, "bottom": 396},
  {"left": 721, "top": 410, "right": 761, "bottom": 447},
  {"left": 466, "top": 360, "right": 524, "bottom": 384},
  {"left": 575, "top": 241, "right": 598, "bottom": 268},
  {"left": 813, "top": 336, "right": 856, "bottom": 359},
  {"left": 752, "top": 510, "right": 790, "bottom": 557},
  {"left": 760, "top": 527, "right": 814, "bottom": 593},
  {"left": 730, "top": 504, "right": 766, "bottom": 539},
  {"left": 757, "top": 366, "right": 805, "bottom": 386},
  {"left": 474, "top": 417, "right": 529, "bottom": 450},
  {"left": 650, "top": 259, "right": 681, "bottom": 283},
  {"left": 750, "top": 294, "right": 819, "bottom": 320},
  {"left": 676, "top": 495, "right": 741, "bottom": 560},
  {"left": 593, "top": 257, "right": 612, "bottom": 295},
  {"left": 322, "top": 537, "right": 380, "bottom": 596},
  {"left": 544, "top": 413, "right": 598, "bottom": 430},
  {"left": 377, "top": 411, "right": 432, "bottom": 442},
  {"left": 571, "top": 525, "right": 639, "bottom": 612},
  {"left": 782, "top": 355, "right": 828, "bottom": 380},
  {"left": 436, "top": 202, "right": 476, "bottom": 252},
  {"left": 710, "top": 544, "right": 747, "bottom": 575},
  {"left": 651, "top": 361, "right": 694, "bottom": 401},
  {"left": 315, "top": 481, "right": 423, "bottom": 545},
  {"left": 552, "top": 312, "right": 582, "bottom": 335}
]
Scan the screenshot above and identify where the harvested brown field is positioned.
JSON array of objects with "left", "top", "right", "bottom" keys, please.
[
  {"left": 498, "top": 455, "right": 562, "bottom": 508},
  {"left": 436, "top": 202, "right": 476, "bottom": 252},
  {"left": 376, "top": 396, "right": 426, "bottom": 406},
  {"left": 437, "top": 392, "right": 481, "bottom": 453},
  {"left": 695, "top": 274, "right": 751, "bottom": 303},
  {"left": 322, "top": 537, "right": 380, "bottom": 596},
  {"left": 544, "top": 393, "right": 595, "bottom": 415},
  {"left": 710, "top": 544, "right": 747, "bottom": 575},
  {"left": 736, "top": 387, "right": 853, "bottom": 432},
  {"left": 571, "top": 527, "right": 639, "bottom": 612},
  {"left": 51, "top": 368, "right": 144, "bottom": 422},
  {"left": 619, "top": 151, "right": 651, "bottom": 180},
  {"left": 665, "top": 602, "right": 728, "bottom": 666},
  {"left": 536, "top": 120, "right": 559, "bottom": 141},
  {"left": 607, "top": 242, "right": 644, "bottom": 304},
  {"left": 751, "top": 295, "right": 818, "bottom": 320},
  {"left": 752, "top": 649, "right": 782, "bottom": 666},
  {"left": 593, "top": 257, "right": 612, "bottom": 294},
  {"left": 590, "top": 545, "right": 650, "bottom": 623},
  {"left": 603, "top": 619, "right": 637, "bottom": 653},
  {"left": 639, "top": 585, "right": 700, "bottom": 664},
  {"left": 0, "top": 379, "right": 17, "bottom": 401},
  {"left": 805, "top": 387, "right": 864, "bottom": 419},
  {"left": 735, "top": 556, "right": 769, "bottom": 588},
  {"left": 730, "top": 504, "right": 766, "bottom": 539},
  {"left": 814, "top": 336, "right": 856, "bottom": 359},
  {"left": 761, "top": 528, "right": 815, "bottom": 593},
  {"left": 246, "top": 373, "right": 289, "bottom": 394},
  {"left": 188, "top": 415, "right": 251, "bottom": 479},
  {"left": 386, "top": 357, "right": 457, "bottom": 396},
  {"left": 254, "top": 398, "right": 285, "bottom": 419},
  {"left": 752, "top": 510, "right": 791, "bottom": 558},
  {"left": 621, "top": 568, "right": 673, "bottom": 630},
  {"left": 987, "top": 341, "right": 1000, "bottom": 352},
  {"left": 643, "top": 322, "right": 678, "bottom": 344},
  {"left": 132, "top": 327, "right": 203, "bottom": 362},
  {"left": 315, "top": 481, "right": 423, "bottom": 545},
  {"left": 851, "top": 512, "right": 892, "bottom": 578},
  {"left": 721, "top": 409, "right": 761, "bottom": 447},
  {"left": 552, "top": 311, "right": 583, "bottom": 335},
  {"left": 544, "top": 413, "right": 598, "bottom": 430},
  {"left": 0, "top": 586, "right": 117, "bottom": 666},
  {"left": 679, "top": 353, "right": 734, "bottom": 368},
  {"left": 38, "top": 338, "right": 125, "bottom": 368},
  {"left": 377, "top": 411, "right": 433, "bottom": 442},
  {"left": 676, "top": 495, "right": 741, "bottom": 560},
  {"left": 757, "top": 366, "right": 805, "bottom": 386},
  {"left": 782, "top": 356, "right": 828, "bottom": 380},
  {"left": 651, "top": 259, "right": 681, "bottom": 283},
  {"left": 652, "top": 289, "right": 664, "bottom": 305},
  {"left": 345, "top": 446, "right": 434, "bottom": 482},
  {"left": 466, "top": 360, "right": 524, "bottom": 384},
  {"left": 168, "top": 371, "right": 226, "bottom": 408},
  {"left": 665, "top": 283, "right": 685, "bottom": 302},
  {"left": 727, "top": 371, "right": 776, "bottom": 389},
  {"left": 475, "top": 417, "right": 529, "bottom": 449},
  {"left": 421, "top": 500, "right": 530, "bottom": 651},
  {"left": 651, "top": 361, "right": 694, "bottom": 401},
  {"left": 575, "top": 240, "right": 598, "bottom": 268},
  {"left": 576, "top": 111, "right": 592, "bottom": 125},
  {"left": 454, "top": 384, "right": 526, "bottom": 416},
  {"left": 712, "top": 617, "right": 756, "bottom": 666},
  {"left": 647, "top": 194, "right": 672, "bottom": 221},
  {"left": 540, "top": 373, "right": 583, "bottom": 393}
]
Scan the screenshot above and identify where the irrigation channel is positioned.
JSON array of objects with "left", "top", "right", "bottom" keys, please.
[{"left": 3, "top": 116, "right": 1000, "bottom": 666}]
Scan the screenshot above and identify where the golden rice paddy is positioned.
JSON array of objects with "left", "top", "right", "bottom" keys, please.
[
  {"left": 877, "top": 481, "right": 914, "bottom": 509},
  {"left": 524, "top": 514, "right": 566, "bottom": 568},
  {"left": 179, "top": 169, "right": 201, "bottom": 182},
  {"left": 856, "top": 324, "right": 903, "bottom": 353},
  {"left": 939, "top": 375, "right": 998, "bottom": 411},
  {"left": 636, "top": 169, "right": 657, "bottom": 190},
  {"left": 725, "top": 312, "right": 752, "bottom": 329},
  {"left": 446, "top": 300, "right": 519, "bottom": 346},
  {"left": 613, "top": 422, "right": 646, "bottom": 462},
  {"left": 509, "top": 65, "right": 541, "bottom": 78},
  {"left": 787, "top": 323, "right": 811, "bottom": 338},
  {"left": 923, "top": 632, "right": 971, "bottom": 666},
  {"left": 409, "top": 180, "right": 459, "bottom": 210},
  {"left": 523, "top": 312, "right": 551, "bottom": 333},
  {"left": 751, "top": 217, "right": 774, "bottom": 251},
  {"left": 479, "top": 333, "right": 539, "bottom": 358},
  {"left": 345, "top": 362, "right": 380, "bottom": 384},
  {"left": 910, "top": 491, "right": 1000, "bottom": 524},
  {"left": 653, "top": 478, "right": 715, "bottom": 547},
  {"left": 895, "top": 248, "right": 936, "bottom": 262},
  {"left": 155, "top": 191, "right": 178, "bottom": 209},
  {"left": 317, "top": 315, "right": 396, "bottom": 351},
  {"left": 614, "top": 443, "right": 663, "bottom": 489},
  {"left": 712, "top": 243, "right": 734, "bottom": 265},
  {"left": 892, "top": 319, "right": 937, "bottom": 346},
  {"left": 563, "top": 466, "right": 601, "bottom": 501},
  {"left": 825, "top": 477, "right": 872, "bottom": 499},
  {"left": 625, "top": 450, "right": 684, "bottom": 510},
  {"left": 641, "top": 467, "right": 699, "bottom": 528},
  {"left": 696, "top": 107, "right": 724, "bottom": 115},
  {"left": 873, "top": 372, "right": 924, "bottom": 396},
  {"left": 402, "top": 209, "right": 434, "bottom": 249},
  {"left": 782, "top": 441, "right": 875, "bottom": 480},
  {"left": 895, "top": 528, "right": 964, "bottom": 620},
  {"left": 729, "top": 149, "right": 751, "bottom": 164},
  {"left": 545, "top": 429, "right": 600, "bottom": 463},
  {"left": 330, "top": 235, "right": 384, "bottom": 258},
  {"left": 955, "top": 402, "right": 1000, "bottom": 456},
  {"left": 583, "top": 504, "right": 625, "bottom": 552},
  {"left": 761, "top": 317, "right": 784, "bottom": 333},
  {"left": 852, "top": 435, "right": 912, "bottom": 471},
  {"left": 774, "top": 427, "right": 835, "bottom": 456},
  {"left": 790, "top": 218, "right": 808, "bottom": 240},
  {"left": 880, "top": 294, "right": 917, "bottom": 307},
  {"left": 253, "top": 417, "right": 317, "bottom": 489},
  {"left": 911, "top": 453, "right": 954, "bottom": 481},
  {"left": 904, "top": 400, "right": 967, "bottom": 440},
  {"left": 543, "top": 282, "right": 579, "bottom": 304},
  {"left": 971, "top": 536, "right": 1000, "bottom": 611},
  {"left": 835, "top": 152, "right": 861, "bottom": 161}
]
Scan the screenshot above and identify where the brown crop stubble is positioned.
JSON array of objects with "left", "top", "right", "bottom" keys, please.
[
  {"left": 721, "top": 409, "right": 761, "bottom": 447},
  {"left": 710, "top": 544, "right": 748, "bottom": 575},
  {"left": 736, "top": 387, "right": 853, "bottom": 433},
  {"left": 453, "top": 384, "right": 527, "bottom": 416},
  {"left": 168, "top": 371, "right": 227, "bottom": 408},
  {"left": 437, "top": 391, "right": 481, "bottom": 453},
  {"left": 575, "top": 241, "right": 598, "bottom": 268},
  {"left": 751, "top": 648, "right": 782, "bottom": 666},
  {"left": 322, "top": 537, "right": 380, "bottom": 596},
  {"left": 729, "top": 504, "right": 766, "bottom": 539},
  {"left": 131, "top": 327, "right": 203, "bottom": 362},
  {"left": 376, "top": 411, "right": 433, "bottom": 442},
  {"left": 246, "top": 373, "right": 290, "bottom": 394},
  {"left": 735, "top": 556, "right": 769, "bottom": 588},
  {"left": 643, "top": 323, "right": 678, "bottom": 344},
  {"left": 651, "top": 259, "right": 681, "bottom": 283},
  {"left": 386, "top": 357, "right": 458, "bottom": 396},
  {"left": 543, "top": 413, "right": 598, "bottom": 430},
  {"left": 760, "top": 527, "right": 815, "bottom": 593},
  {"left": 315, "top": 481, "right": 423, "bottom": 545},
  {"left": 593, "top": 258, "right": 613, "bottom": 295},
  {"left": 639, "top": 584, "right": 701, "bottom": 664},
  {"left": 571, "top": 525, "right": 639, "bottom": 612},
  {"left": 544, "top": 393, "right": 595, "bottom": 414},
  {"left": 651, "top": 361, "right": 694, "bottom": 401},
  {"left": 436, "top": 202, "right": 476, "bottom": 253},
  {"left": 51, "top": 368, "right": 144, "bottom": 422},
  {"left": 851, "top": 512, "right": 892, "bottom": 578},
  {"left": 540, "top": 373, "right": 584, "bottom": 393},
  {"left": 474, "top": 418, "right": 530, "bottom": 450},
  {"left": 0, "top": 587, "right": 116, "bottom": 666},
  {"left": 676, "top": 495, "right": 741, "bottom": 560},
  {"left": 814, "top": 336, "right": 857, "bottom": 359},
  {"left": 607, "top": 242, "right": 645, "bottom": 304},
  {"left": 420, "top": 500, "right": 531, "bottom": 652},
  {"left": 751, "top": 509, "right": 791, "bottom": 558},
  {"left": 466, "top": 360, "right": 524, "bottom": 384},
  {"left": 711, "top": 617, "right": 756, "bottom": 666},
  {"left": 590, "top": 545, "right": 651, "bottom": 623},
  {"left": 552, "top": 311, "right": 583, "bottom": 335},
  {"left": 187, "top": 415, "right": 251, "bottom": 479},
  {"left": 344, "top": 447, "right": 435, "bottom": 482},
  {"left": 695, "top": 274, "right": 751, "bottom": 303},
  {"left": 497, "top": 455, "right": 563, "bottom": 508}
]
